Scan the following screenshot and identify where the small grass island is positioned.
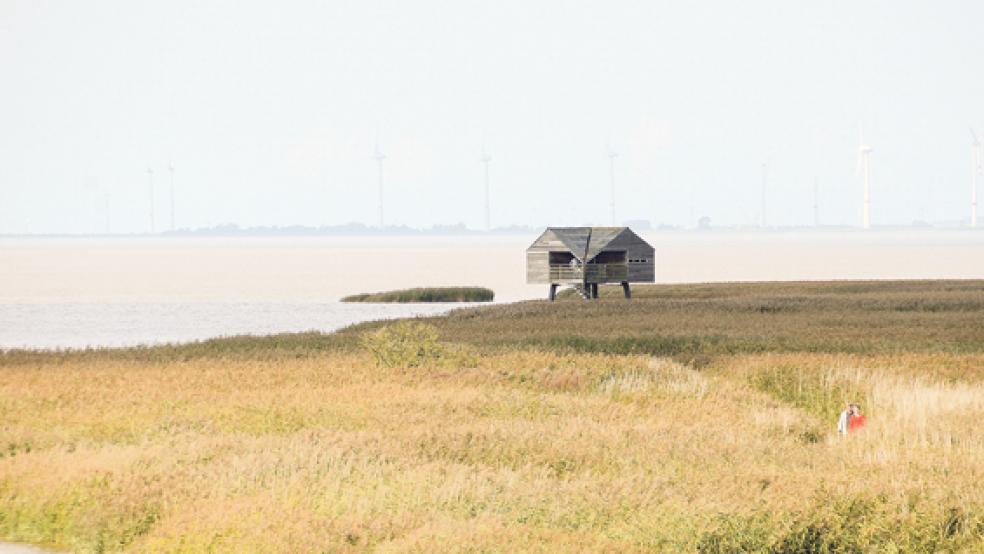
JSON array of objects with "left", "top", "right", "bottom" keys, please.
[{"left": 341, "top": 286, "right": 494, "bottom": 303}]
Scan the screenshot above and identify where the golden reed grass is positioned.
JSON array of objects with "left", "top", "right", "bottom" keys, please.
[{"left": 2, "top": 350, "right": 982, "bottom": 551}]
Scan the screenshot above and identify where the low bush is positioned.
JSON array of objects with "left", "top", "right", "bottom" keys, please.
[
  {"left": 746, "top": 363, "right": 872, "bottom": 422},
  {"left": 358, "top": 321, "right": 477, "bottom": 369},
  {"left": 359, "top": 321, "right": 445, "bottom": 368}
]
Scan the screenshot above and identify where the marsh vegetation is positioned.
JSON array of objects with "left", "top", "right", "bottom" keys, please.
[
  {"left": 341, "top": 287, "right": 494, "bottom": 303},
  {"left": 1, "top": 281, "right": 983, "bottom": 551}
]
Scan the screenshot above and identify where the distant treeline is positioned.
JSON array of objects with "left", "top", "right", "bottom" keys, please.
[
  {"left": 163, "top": 223, "right": 538, "bottom": 236},
  {"left": 342, "top": 287, "right": 495, "bottom": 303},
  {"left": 159, "top": 221, "right": 861, "bottom": 237}
]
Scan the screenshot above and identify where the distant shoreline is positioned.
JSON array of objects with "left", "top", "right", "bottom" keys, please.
[{"left": 2, "top": 224, "right": 981, "bottom": 239}]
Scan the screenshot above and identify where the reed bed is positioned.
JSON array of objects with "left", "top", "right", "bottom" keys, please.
[
  {"left": 340, "top": 287, "right": 494, "bottom": 303},
  {"left": 363, "top": 280, "right": 984, "bottom": 357},
  {"left": 1, "top": 281, "right": 983, "bottom": 551}
]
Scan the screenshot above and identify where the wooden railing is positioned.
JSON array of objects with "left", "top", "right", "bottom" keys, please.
[{"left": 548, "top": 263, "right": 627, "bottom": 282}]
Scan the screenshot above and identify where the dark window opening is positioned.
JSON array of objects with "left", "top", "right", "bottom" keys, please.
[
  {"left": 592, "top": 251, "right": 627, "bottom": 264},
  {"left": 549, "top": 251, "right": 576, "bottom": 265}
]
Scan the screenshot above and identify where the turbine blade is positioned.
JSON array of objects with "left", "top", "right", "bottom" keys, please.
[{"left": 971, "top": 127, "right": 981, "bottom": 146}]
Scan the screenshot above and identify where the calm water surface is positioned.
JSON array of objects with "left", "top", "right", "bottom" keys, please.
[{"left": 0, "top": 302, "right": 476, "bottom": 350}]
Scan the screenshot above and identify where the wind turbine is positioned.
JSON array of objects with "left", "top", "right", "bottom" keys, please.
[
  {"left": 373, "top": 143, "right": 386, "bottom": 228},
  {"left": 102, "top": 193, "right": 111, "bottom": 234},
  {"left": 971, "top": 128, "right": 981, "bottom": 229},
  {"left": 857, "top": 125, "right": 873, "bottom": 230},
  {"left": 607, "top": 144, "right": 618, "bottom": 225},
  {"left": 168, "top": 163, "right": 175, "bottom": 231},
  {"left": 760, "top": 161, "right": 769, "bottom": 228},
  {"left": 813, "top": 177, "right": 820, "bottom": 227},
  {"left": 480, "top": 145, "right": 491, "bottom": 231},
  {"left": 83, "top": 175, "right": 99, "bottom": 234},
  {"left": 147, "top": 167, "right": 155, "bottom": 233}
]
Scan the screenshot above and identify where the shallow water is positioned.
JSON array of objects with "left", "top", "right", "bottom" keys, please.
[
  {"left": 0, "top": 302, "right": 474, "bottom": 350},
  {"left": 2, "top": 231, "right": 982, "bottom": 349}
]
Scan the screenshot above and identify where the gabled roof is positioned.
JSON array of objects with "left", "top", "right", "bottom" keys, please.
[
  {"left": 583, "top": 227, "right": 626, "bottom": 260},
  {"left": 536, "top": 226, "right": 639, "bottom": 261},
  {"left": 549, "top": 227, "right": 592, "bottom": 259}
]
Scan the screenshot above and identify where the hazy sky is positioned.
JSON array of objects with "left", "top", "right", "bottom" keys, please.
[{"left": 2, "top": 1, "right": 983, "bottom": 233}]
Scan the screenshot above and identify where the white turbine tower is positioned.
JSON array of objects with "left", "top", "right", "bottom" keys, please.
[
  {"left": 813, "top": 177, "right": 820, "bottom": 227},
  {"left": 971, "top": 128, "right": 981, "bottom": 229},
  {"left": 760, "top": 161, "right": 769, "bottom": 228},
  {"left": 857, "top": 126, "right": 873, "bottom": 230},
  {"left": 168, "top": 163, "right": 175, "bottom": 231},
  {"left": 480, "top": 145, "right": 491, "bottom": 231},
  {"left": 102, "top": 193, "right": 111, "bottom": 234},
  {"left": 373, "top": 143, "right": 386, "bottom": 228},
  {"left": 83, "top": 175, "right": 99, "bottom": 234},
  {"left": 607, "top": 145, "right": 618, "bottom": 225},
  {"left": 147, "top": 167, "right": 155, "bottom": 233}
]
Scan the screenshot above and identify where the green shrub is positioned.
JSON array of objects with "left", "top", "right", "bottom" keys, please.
[
  {"left": 359, "top": 321, "right": 479, "bottom": 369},
  {"left": 359, "top": 321, "right": 446, "bottom": 368},
  {"left": 747, "top": 364, "right": 871, "bottom": 422}
]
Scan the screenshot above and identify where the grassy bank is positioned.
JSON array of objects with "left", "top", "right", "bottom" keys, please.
[
  {"left": 337, "top": 280, "right": 984, "bottom": 358},
  {"left": 2, "top": 281, "right": 984, "bottom": 551},
  {"left": 341, "top": 286, "right": 494, "bottom": 303}
]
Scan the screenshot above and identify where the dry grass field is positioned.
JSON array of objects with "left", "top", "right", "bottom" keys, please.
[{"left": 1, "top": 281, "right": 983, "bottom": 552}]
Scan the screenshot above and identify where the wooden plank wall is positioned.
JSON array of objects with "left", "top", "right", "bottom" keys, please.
[
  {"left": 602, "top": 230, "right": 656, "bottom": 283},
  {"left": 526, "top": 251, "right": 550, "bottom": 283}
]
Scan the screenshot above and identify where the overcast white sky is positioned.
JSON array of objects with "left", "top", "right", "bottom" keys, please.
[{"left": 2, "top": 1, "right": 983, "bottom": 233}]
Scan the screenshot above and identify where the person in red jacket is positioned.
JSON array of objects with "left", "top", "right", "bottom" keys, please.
[{"left": 848, "top": 403, "right": 866, "bottom": 432}]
